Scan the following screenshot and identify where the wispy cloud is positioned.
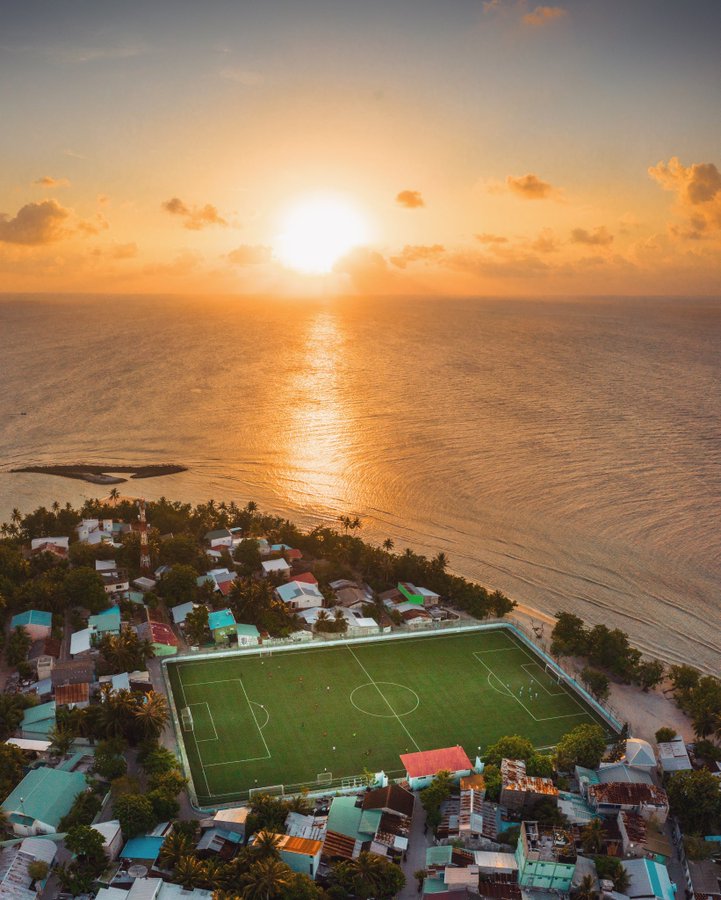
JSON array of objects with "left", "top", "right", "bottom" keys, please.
[
  {"left": 395, "top": 190, "right": 425, "bottom": 209},
  {"left": 390, "top": 244, "right": 445, "bottom": 268},
  {"left": 475, "top": 233, "right": 508, "bottom": 244},
  {"left": 218, "top": 66, "right": 264, "bottom": 85},
  {"left": 226, "top": 244, "right": 273, "bottom": 265},
  {"left": 570, "top": 226, "right": 614, "bottom": 246},
  {"left": 33, "top": 175, "right": 70, "bottom": 189},
  {"left": 161, "top": 197, "right": 228, "bottom": 230},
  {"left": 522, "top": 6, "right": 567, "bottom": 27},
  {"left": 506, "top": 173, "right": 554, "bottom": 199}
]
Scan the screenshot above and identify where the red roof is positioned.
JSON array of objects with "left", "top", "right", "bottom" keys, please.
[
  {"left": 217, "top": 579, "right": 236, "bottom": 596},
  {"left": 286, "top": 548, "right": 302, "bottom": 560},
  {"left": 400, "top": 746, "right": 473, "bottom": 779},
  {"left": 293, "top": 571, "right": 318, "bottom": 585},
  {"left": 147, "top": 621, "right": 179, "bottom": 646}
]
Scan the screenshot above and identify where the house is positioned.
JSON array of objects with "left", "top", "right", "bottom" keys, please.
[
  {"left": 97, "top": 879, "right": 213, "bottom": 900},
  {"left": 398, "top": 605, "right": 433, "bottom": 627},
  {"left": 2, "top": 767, "right": 87, "bottom": 835},
  {"left": 617, "top": 811, "right": 673, "bottom": 862},
  {"left": 500, "top": 758, "right": 558, "bottom": 814},
  {"left": 30, "top": 535, "right": 69, "bottom": 556},
  {"left": 400, "top": 746, "right": 474, "bottom": 790},
  {"left": 458, "top": 774, "right": 486, "bottom": 839},
  {"left": 28, "top": 638, "right": 60, "bottom": 680},
  {"left": 70, "top": 627, "right": 96, "bottom": 657},
  {"left": 0, "top": 836, "right": 57, "bottom": 900},
  {"left": 257, "top": 832, "right": 323, "bottom": 878},
  {"left": 205, "top": 528, "right": 233, "bottom": 548},
  {"left": 98, "top": 672, "right": 131, "bottom": 695},
  {"left": 88, "top": 606, "right": 122, "bottom": 637},
  {"left": 397, "top": 582, "right": 440, "bottom": 607},
  {"left": 10, "top": 611, "right": 52, "bottom": 642},
  {"left": 20, "top": 701, "right": 56, "bottom": 737},
  {"left": 621, "top": 858, "right": 676, "bottom": 900},
  {"left": 133, "top": 576, "right": 156, "bottom": 592},
  {"left": 322, "top": 796, "right": 382, "bottom": 862},
  {"left": 276, "top": 580, "right": 324, "bottom": 611},
  {"left": 208, "top": 608, "right": 237, "bottom": 643},
  {"left": 55, "top": 682, "right": 90, "bottom": 708},
  {"left": 212, "top": 806, "right": 249, "bottom": 841},
  {"left": 622, "top": 738, "right": 657, "bottom": 771},
  {"left": 236, "top": 623, "right": 261, "bottom": 646},
  {"left": 101, "top": 572, "right": 131, "bottom": 595},
  {"left": 171, "top": 601, "right": 196, "bottom": 625},
  {"left": 686, "top": 859, "right": 721, "bottom": 900},
  {"left": 587, "top": 782, "right": 669, "bottom": 822},
  {"left": 262, "top": 558, "right": 292, "bottom": 580},
  {"left": 119, "top": 835, "right": 166, "bottom": 865},
  {"left": 52, "top": 658, "right": 95, "bottom": 688},
  {"left": 76, "top": 519, "right": 118, "bottom": 546},
  {"left": 294, "top": 571, "right": 319, "bottom": 586},
  {"left": 657, "top": 736, "right": 692, "bottom": 774},
  {"left": 363, "top": 784, "right": 415, "bottom": 819},
  {"left": 92, "top": 820, "right": 123, "bottom": 861},
  {"left": 136, "top": 621, "right": 179, "bottom": 656},
  {"left": 514, "top": 821, "right": 577, "bottom": 892}
]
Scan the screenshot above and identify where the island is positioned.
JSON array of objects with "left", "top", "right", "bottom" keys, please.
[{"left": 10, "top": 463, "right": 187, "bottom": 485}]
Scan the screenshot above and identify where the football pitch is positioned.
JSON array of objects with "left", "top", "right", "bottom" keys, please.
[{"left": 165, "top": 627, "right": 613, "bottom": 807}]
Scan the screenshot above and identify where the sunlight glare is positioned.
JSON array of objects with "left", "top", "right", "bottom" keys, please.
[{"left": 275, "top": 195, "right": 369, "bottom": 274}]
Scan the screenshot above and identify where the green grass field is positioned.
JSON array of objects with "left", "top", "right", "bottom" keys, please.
[{"left": 165, "top": 627, "right": 612, "bottom": 807}]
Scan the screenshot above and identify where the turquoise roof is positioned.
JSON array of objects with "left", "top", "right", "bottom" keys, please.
[
  {"left": 11, "top": 610, "right": 52, "bottom": 628},
  {"left": 120, "top": 835, "right": 165, "bottom": 861},
  {"left": 21, "top": 701, "right": 57, "bottom": 735},
  {"left": 326, "top": 797, "right": 378, "bottom": 841},
  {"left": 208, "top": 608, "right": 235, "bottom": 631},
  {"left": 236, "top": 623, "right": 260, "bottom": 638},
  {"left": 423, "top": 877, "right": 449, "bottom": 894},
  {"left": 426, "top": 845, "right": 453, "bottom": 866},
  {"left": 2, "top": 767, "right": 87, "bottom": 829},
  {"left": 127, "top": 591, "right": 146, "bottom": 604},
  {"left": 624, "top": 859, "right": 675, "bottom": 900},
  {"left": 88, "top": 606, "right": 121, "bottom": 633}
]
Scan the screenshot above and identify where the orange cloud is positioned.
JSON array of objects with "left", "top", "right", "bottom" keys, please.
[
  {"left": 522, "top": 6, "right": 567, "bottom": 26},
  {"left": 648, "top": 157, "right": 721, "bottom": 237},
  {"left": 33, "top": 175, "right": 70, "bottom": 188},
  {"left": 226, "top": 244, "right": 273, "bottom": 265},
  {"left": 390, "top": 244, "right": 445, "bottom": 268},
  {"left": 570, "top": 226, "right": 613, "bottom": 246},
  {"left": 334, "top": 246, "right": 395, "bottom": 291},
  {"left": 531, "top": 228, "right": 561, "bottom": 253},
  {"left": 395, "top": 190, "right": 425, "bottom": 209},
  {"left": 506, "top": 173, "right": 553, "bottom": 199},
  {"left": 162, "top": 197, "right": 227, "bottom": 230},
  {"left": 475, "top": 233, "right": 508, "bottom": 244},
  {"left": 0, "top": 200, "right": 71, "bottom": 245}
]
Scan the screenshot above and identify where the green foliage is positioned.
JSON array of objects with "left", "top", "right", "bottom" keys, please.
[
  {"left": 636, "top": 659, "right": 665, "bottom": 692},
  {"left": 594, "top": 856, "right": 629, "bottom": 892},
  {"left": 482, "top": 763, "right": 502, "bottom": 801},
  {"left": 556, "top": 723, "right": 607, "bottom": 771},
  {"left": 654, "top": 727, "right": 677, "bottom": 744},
  {"left": 229, "top": 577, "right": 299, "bottom": 638},
  {"left": 138, "top": 742, "right": 179, "bottom": 776},
  {"left": 58, "top": 791, "right": 103, "bottom": 831},
  {"left": 246, "top": 793, "right": 296, "bottom": 835},
  {"left": 184, "top": 603, "right": 209, "bottom": 646},
  {"left": 331, "top": 851, "right": 405, "bottom": 899},
  {"left": 27, "top": 860, "right": 49, "bottom": 882},
  {"left": 158, "top": 565, "right": 199, "bottom": 605},
  {"left": 0, "top": 742, "right": 26, "bottom": 800},
  {"left": 694, "top": 739, "right": 721, "bottom": 762},
  {"left": 113, "top": 793, "right": 156, "bottom": 838},
  {"left": 0, "top": 692, "right": 34, "bottom": 741},
  {"left": 684, "top": 835, "right": 717, "bottom": 861},
  {"left": 97, "top": 631, "right": 153, "bottom": 676},
  {"left": 580, "top": 667, "right": 610, "bottom": 701},
  {"left": 93, "top": 741, "right": 128, "bottom": 779},
  {"left": 419, "top": 770, "right": 454, "bottom": 831},
  {"left": 234, "top": 538, "right": 262, "bottom": 574},
  {"left": 528, "top": 796, "right": 567, "bottom": 826},
  {"left": 551, "top": 612, "right": 588, "bottom": 657},
  {"left": 64, "top": 566, "right": 108, "bottom": 613},
  {"left": 149, "top": 789, "right": 179, "bottom": 820},
  {"left": 484, "top": 734, "right": 553, "bottom": 776},
  {"left": 669, "top": 664, "right": 701, "bottom": 699},
  {"left": 497, "top": 825, "right": 520, "bottom": 849},
  {"left": 65, "top": 823, "right": 107, "bottom": 863},
  {"left": 666, "top": 769, "right": 721, "bottom": 834},
  {"left": 6, "top": 625, "right": 31, "bottom": 666}
]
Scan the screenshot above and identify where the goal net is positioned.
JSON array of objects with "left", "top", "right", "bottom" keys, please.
[
  {"left": 316, "top": 771, "right": 333, "bottom": 785},
  {"left": 544, "top": 663, "right": 563, "bottom": 684},
  {"left": 249, "top": 784, "right": 284, "bottom": 798},
  {"left": 181, "top": 707, "right": 194, "bottom": 732},
  {"left": 258, "top": 647, "right": 273, "bottom": 658}
]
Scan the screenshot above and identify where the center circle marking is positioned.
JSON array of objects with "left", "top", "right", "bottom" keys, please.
[{"left": 350, "top": 681, "right": 420, "bottom": 718}]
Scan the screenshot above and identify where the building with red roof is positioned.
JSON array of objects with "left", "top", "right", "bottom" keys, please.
[
  {"left": 293, "top": 571, "right": 318, "bottom": 585},
  {"left": 136, "top": 620, "right": 179, "bottom": 657},
  {"left": 400, "top": 746, "right": 474, "bottom": 789}
]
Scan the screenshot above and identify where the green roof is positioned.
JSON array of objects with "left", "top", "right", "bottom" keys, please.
[
  {"left": 327, "top": 796, "right": 379, "bottom": 841},
  {"left": 236, "top": 623, "right": 260, "bottom": 637},
  {"left": 2, "top": 767, "right": 87, "bottom": 829},
  {"left": 88, "top": 606, "right": 121, "bottom": 633},
  {"left": 426, "top": 845, "right": 453, "bottom": 866},
  {"left": 21, "top": 701, "right": 57, "bottom": 735},
  {"left": 423, "top": 877, "right": 449, "bottom": 894}
]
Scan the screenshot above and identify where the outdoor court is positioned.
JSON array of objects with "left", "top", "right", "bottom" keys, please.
[{"left": 165, "top": 627, "right": 612, "bottom": 807}]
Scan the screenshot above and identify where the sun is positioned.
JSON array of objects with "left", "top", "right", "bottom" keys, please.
[{"left": 275, "top": 195, "right": 369, "bottom": 274}]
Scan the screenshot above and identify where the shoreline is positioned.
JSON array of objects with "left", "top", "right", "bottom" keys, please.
[{"left": 9, "top": 463, "right": 187, "bottom": 485}]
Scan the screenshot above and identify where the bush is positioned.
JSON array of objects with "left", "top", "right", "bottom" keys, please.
[
  {"left": 58, "top": 791, "right": 103, "bottom": 831},
  {"left": 556, "top": 723, "right": 607, "bottom": 771},
  {"left": 113, "top": 794, "right": 155, "bottom": 839},
  {"left": 654, "top": 727, "right": 677, "bottom": 744}
]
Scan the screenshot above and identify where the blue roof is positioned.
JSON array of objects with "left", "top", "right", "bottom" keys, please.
[
  {"left": 208, "top": 608, "right": 235, "bottom": 630},
  {"left": 2, "top": 767, "right": 86, "bottom": 829},
  {"left": 120, "top": 835, "right": 165, "bottom": 861},
  {"left": 11, "top": 610, "right": 52, "bottom": 628},
  {"left": 623, "top": 859, "right": 675, "bottom": 900},
  {"left": 236, "top": 623, "right": 260, "bottom": 637},
  {"left": 171, "top": 601, "right": 195, "bottom": 624},
  {"left": 88, "top": 607, "right": 121, "bottom": 633},
  {"left": 22, "top": 701, "right": 57, "bottom": 734}
]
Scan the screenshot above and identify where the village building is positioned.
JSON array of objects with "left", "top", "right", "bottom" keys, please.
[
  {"left": 514, "top": 821, "right": 577, "bottom": 892},
  {"left": 235, "top": 623, "right": 261, "bottom": 646},
  {"left": 500, "top": 758, "right": 558, "bottom": 814},
  {"left": 400, "top": 746, "right": 474, "bottom": 790},
  {"left": 136, "top": 621, "right": 179, "bottom": 656},
  {"left": 262, "top": 558, "right": 292, "bottom": 580},
  {"left": 0, "top": 836, "right": 57, "bottom": 900},
  {"left": 657, "top": 736, "right": 692, "bottom": 773},
  {"left": 276, "top": 580, "right": 324, "bottom": 611},
  {"left": 2, "top": 767, "right": 87, "bottom": 836},
  {"left": 10, "top": 610, "right": 52, "bottom": 642},
  {"left": 208, "top": 608, "right": 237, "bottom": 642},
  {"left": 621, "top": 858, "right": 676, "bottom": 900}
]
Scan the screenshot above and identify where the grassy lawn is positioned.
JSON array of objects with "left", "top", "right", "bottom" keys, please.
[{"left": 165, "top": 627, "right": 611, "bottom": 807}]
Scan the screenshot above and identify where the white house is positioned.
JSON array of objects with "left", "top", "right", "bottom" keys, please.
[
  {"left": 262, "top": 558, "right": 292, "bottom": 580},
  {"left": 76, "top": 519, "right": 118, "bottom": 546},
  {"left": 70, "top": 628, "right": 95, "bottom": 657},
  {"left": 275, "top": 580, "right": 324, "bottom": 611},
  {"left": 92, "top": 820, "right": 124, "bottom": 861},
  {"left": 30, "top": 536, "right": 69, "bottom": 553}
]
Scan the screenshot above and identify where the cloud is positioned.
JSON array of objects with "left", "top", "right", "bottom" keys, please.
[
  {"left": 395, "top": 190, "right": 425, "bottom": 209},
  {"left": 161, "top": 197, "right": 228, "bottom": 230},
  {"left": 33, "top": 175, "right": 70, "bottom": 188},
  {"left": 522, "top": 6, "right": 567, "bottom": 26},
  {"left": 76, "top": 214, "right": 110, "bottom": 237},
  {"left": 218, "top": 67, "right": 264, "bottom": 85},
  {"left": 334, "top": 246, "right": 395, "bottom": 291},
  {"left": 390, "top": 244, "right": 445, "bottom": 268},
  {"left": 110, "top": 242, "right": 138, "bottom": 259},
  {"left": 531, "top": 228, "right": 561, "bottom": 253},
  {"left": 475, "top": 233, "right": 508, "bottom": 245},
  {"left": 570, "top": 226, "right": 614, "bottom": 246},
  {"left": 506, "top": 173, "right": 554, "bottom": 199},
  {"left": 226, "top": 244, "right": 273, "bottom": 266},
  {"left": 648, "top": 157, "right": 721, "bottom": 237},
  {"left": 446, "top": 246, "right": 550, "bottom": 279},
  {"left": 0, "top": 199, "right": 70, "bottom": 245}
]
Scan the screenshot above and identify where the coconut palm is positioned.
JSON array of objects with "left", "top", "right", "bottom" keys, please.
[
  {"left": 239, "top": 858, "right": 291, "bottom": 899},
  {"left": 158, "top": 832, "right": 193, "bottom": 870},
  {"left": 100, "top": 689, "right": 137, "bottom": 739},
  {"left": 109, "top": 488, "right": 120, "bottom": 502},
  {"left": 573, "top": 873, "right": 598, "bottom": 900},
  {"left": 10, "top": 508, "right": 22, "bottom": 526},
  {"left": 433, "top": 551, "right": 449, "bottom": 572},
  {"left": 48, "top": 725, "right": 75, "bottom": 757},
  {"left": 51, "top": 500, "right": 60, "bottom": 513},
  {"left": 174, "top": 855, "right": 207, "bottom": 890},
  {"left": 250, "top": 831, "right": 282, "bottom": 861},
  {"left": 200, "top": 858, "right": 228, "bottom": 891},
  {"left": 132, "top": 690, "right": 169, "bottom": 740},
  {"left": 580, "top": 818, "right": 604, "bottom": 854},
  {"left": 612, "top": 865, "right": 630, "bottom": 894}
]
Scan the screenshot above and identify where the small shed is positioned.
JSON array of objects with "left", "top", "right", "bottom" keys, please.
[{"left": 10, "top": 610, "right": 52, "bottom": 641}]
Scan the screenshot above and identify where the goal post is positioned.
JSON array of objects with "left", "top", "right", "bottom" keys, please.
[
  {"left": 316, "top": 771, "right": 333, "bottom": 785},
  {"left": 249, "top": 784, "right": 284, "bottom": 799},
  {"left": 181, "top": 707, "right": 194, "bottom": 732},
  {"left": 544, "top": 663, "right": 563, "bottom": 684}
]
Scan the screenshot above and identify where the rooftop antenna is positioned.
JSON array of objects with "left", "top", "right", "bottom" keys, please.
[{"left": 137, "top": 499, "right": 151, "bottom": 575}]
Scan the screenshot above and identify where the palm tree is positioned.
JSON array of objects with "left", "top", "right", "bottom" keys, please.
[
  {"left": 580, "top": 817, "right": 604, "bottom": 854},
  {"left": 158, "top": 832, "right": 193, "bottom": 871},
  {"left": 48, "top": 725, "right": 75, "bottom": 757},
  {"left": 382, "top": 537, "right": 394, "bottom": 552},
  {"left": 573, "top": 873, "right": 598, "bottom": 900},
  {"left": 612, "top": 865, "right": 630, "bottom": 894},
  {"left": 250, "top": 831, "right": 281, "bottom": 861},
  {"left": 200, "top": 858, "right": 228, "bottom": 891},
  {"left": 239, "top": 858, "right": 291, "bottom": 899},
  {"left": 109, "top": 488, "right": 120, "bottom": 503},
  {"left": 10, "top": 508, "right": 21, "bottom": 526},
  {"left": 433, "top": 551, "right": 449, "bottom": 572},
  {"left": 174, "top": 855, "right": 207, "bottom": 890},
  {"left": 133, "top": 690, "right": 169, "bottom": 740},
  {"left": 246, "top": 501, "right": 258, "bottom": 514},
  {"left": 52, "top": 500, "right": 60, "bottom": 513},
  {"left": 100, "top": 689, "right": 137, "bottom": 739}
]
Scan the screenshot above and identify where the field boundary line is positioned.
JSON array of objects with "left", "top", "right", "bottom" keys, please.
[
  {"left": 177, "top": 671, "right": 212, "bottom": 799},
  {"left": 189, "top": 701, "right": 219, "bottom": 742},
  {"left": 521, "top": 662, "right": 566, "bottom": 697},
  {"left": 345, "top": 644, "right": 421, "bottom": 752},
  {"left": 235, "top": 677, "right": 272, "bottom": 760},
  {"left": 508, "top": 635, "right": 594, "bottom": 719}
]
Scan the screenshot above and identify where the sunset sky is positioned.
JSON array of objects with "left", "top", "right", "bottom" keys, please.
[{"left": 1, "top": 0, "right": 720, "bottom": 296}]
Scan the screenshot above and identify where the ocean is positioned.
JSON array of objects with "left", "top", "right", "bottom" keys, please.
[{"left": 1, "top": 294, "right": 719, "bottom": 672}]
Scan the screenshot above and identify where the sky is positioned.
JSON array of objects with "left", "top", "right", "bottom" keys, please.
[{"left": 1, "top": 0, "right": 720, "bottom": 297}]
